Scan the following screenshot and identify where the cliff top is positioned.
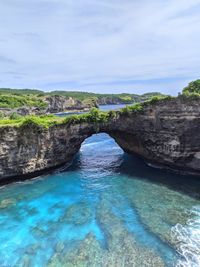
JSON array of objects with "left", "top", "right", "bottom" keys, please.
[{"left": 0, "top": 94, "right": 193, "bottom": 129}]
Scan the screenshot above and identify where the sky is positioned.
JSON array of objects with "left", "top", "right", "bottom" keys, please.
[{"left": 0, "top": 0, "right": 200, "bottom": 95}]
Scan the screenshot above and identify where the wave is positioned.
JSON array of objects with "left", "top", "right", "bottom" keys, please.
[
  {"left": 81, "top": 139, "right": 112, "bottom": 147},
  {"left": 171, "top": 206, "right": 200, "bottom": 267}
]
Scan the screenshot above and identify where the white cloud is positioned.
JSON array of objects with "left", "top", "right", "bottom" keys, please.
[{"left": 0, "top": 0, "right": 200, "bottom": 94}]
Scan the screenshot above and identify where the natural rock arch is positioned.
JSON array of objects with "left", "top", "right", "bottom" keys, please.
[{"left": 1, "top": 97, "right": 200, "bottom": 183}]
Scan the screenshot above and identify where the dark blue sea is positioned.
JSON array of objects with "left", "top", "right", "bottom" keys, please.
[{"left": 0, "top": 105, "right": 200, "bottom": 266}]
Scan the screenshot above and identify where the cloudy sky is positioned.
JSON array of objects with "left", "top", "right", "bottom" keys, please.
[{"left": 0, "top": 0, "right": 200, "bottom": 95}]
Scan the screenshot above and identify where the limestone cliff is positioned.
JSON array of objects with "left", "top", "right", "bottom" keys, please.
[
  {"left": 97, "top": 97, "right": 125, "bottom": 105},
  {"left": 0, "top": 97, "right": 200, "bottom": 182},
  {"left": 0, "top": 96, "right": 96, "bottom": 117},
  {"left": 45, "top": 96, "right": 93, "bottom": 113}
]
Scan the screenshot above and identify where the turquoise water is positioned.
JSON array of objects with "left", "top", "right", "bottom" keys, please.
[
  {"left": 0, "top": 134, "right": 200, "bottom": 266},
  {"left": 56, "top": 104, "right": 127, "bottom": 117}
]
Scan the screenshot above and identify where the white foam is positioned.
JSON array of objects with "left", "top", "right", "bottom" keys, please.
[
  {"left": 171, "top": 206, "right": 200, "bottom": 267},
  {"left": 81, "top": 139, "right": 111, "bottom": 147}
]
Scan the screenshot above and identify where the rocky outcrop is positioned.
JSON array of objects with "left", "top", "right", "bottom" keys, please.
[
  {"left": 0, "top": 97, "right": 200, "bottom": 183},
  {"left": 97, "top": 97, "right": 124, "bottom": 105},
  {"left": 45, "top": 96, "right": 90, "bottom": 113},
  {"left": 0, "top": 96, "right": 96, "bottom": 117},
  {"left": 0, "top": 107, "right": 44, "bottom": 117}
]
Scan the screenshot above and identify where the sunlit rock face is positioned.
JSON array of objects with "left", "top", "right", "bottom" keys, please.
[
  {"left": 0, "top": 97, "right": 200, "bottom": 181},
  {"left": 108, "top": 98, "right": 200, "bottom": 175},
  {"left": 45, "top": 96, "right": 87, "bottom": 113},
  {"left": 97, "top": 96, "right": 123, "bottom": 105}
]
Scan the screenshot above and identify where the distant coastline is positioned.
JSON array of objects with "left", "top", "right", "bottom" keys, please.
[{"left": 0, "top": 88, "right": 166, "bottom": 117}]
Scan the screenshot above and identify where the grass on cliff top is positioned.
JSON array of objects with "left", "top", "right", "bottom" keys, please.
[
  {"left": 0, "top": 95, "right": 174, "bottom": 128},
  {"left": 119, "top": 95, "right": 173, "bottom": 114},
  {"left": 0, "top": 109, "right": 111, "bottom": 128},
  {"left": 0, "top": 88, "right": 165, "bottom": 103},
  {"left": 0, "top": 110, "right": 117, "bottom": 128},
  {"left": 0, "top": 114, "right": 63, "bottom": 128},
  {"left": 0, "top": 94, "right": 47, "bottom": 109}
]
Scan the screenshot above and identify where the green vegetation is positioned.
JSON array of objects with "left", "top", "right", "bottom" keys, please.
[
  {"left": 48, "top": 91, "right": 135, "bottom": 103},
  {"left": 120, "top": 103, "right": 144, "bottom": 114},
  {"left": 9, "top": 112, "right": 22, "bottom": 120},
  {"left": 48, "top": 91, "right": 166, "bottom": 104},
  {"left": 0, "top": 95, "right": 47, "bottom": 109},
  {"left": 0, "top": 108, "right": 111, "bottom": 128},
  {"left": 0, "top": 88, "right": 44, "bottom": 96},
  {"left": 0, "top": 114, "right": 63, "bottom": 128},
  {"left": 0, "top": 95, "right": 174, "bottom": 128},
  {"left": 56, "top": 91, "right": 165, "bottom": 101},
  {"left": 182, "top": 80, "right": 200, "bottom": 95},
  {"left": 180, "top": 79, "right": 200, "bottom": 100},
  {"left": 0, "top": 88, "right": 166, "bottom": 110},
  {"left": 137, "top": 92, "right": 165, "bottom": 101},
  {"left": 0, "top": 111, "right": 4, "bottom": 119},
  {"left": 62, "top": 108, "right": 110, "bottom": 126},
  {"left": 82, "top": 97, "right": 98, "bottom": 107},
  {"left": 98, "top": 93, "right": 133, "bottom": 104},
  {"left": 1, "top": 80, "right": 200, "bottom": 129},
  {"left": 119, "top": 95, "right": 173, "bottom": 114},
  {"left": 144, "top": 95, "right": 173, "bottom": 104}
]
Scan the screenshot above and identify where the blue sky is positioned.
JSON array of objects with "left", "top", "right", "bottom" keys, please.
[{"left": 0, "top": 0, "right": 200, "bottom": 95}]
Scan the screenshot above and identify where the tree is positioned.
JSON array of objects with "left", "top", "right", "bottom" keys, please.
[{"left": 182, "top": 80, "right": 200, "bottom": 95}]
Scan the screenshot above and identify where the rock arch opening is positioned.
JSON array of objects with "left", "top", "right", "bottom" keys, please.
[
  {"left": 1, "top": 98, "right": 200, "bottom": 183},
  {"left": 68, "top": 133, "right": 125, "bottom": 180}
]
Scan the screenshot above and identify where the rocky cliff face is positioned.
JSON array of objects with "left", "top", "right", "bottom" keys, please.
[
  {"left": 0, "top": 97, "right": 200, "bottom": 183},
  {"left": 0, "top": 106, "right": 44, "bottom": 116},
  {"left": 106, "top": 98, "right": 200, "bottom": 175},
  {"left": 45, "top": 96, "right": 85, "bottom": 113},
  {"left": 97, "top": 97, "right": 123, "bottom": 105},
  {"left": 0, "top": 96, "right": 95, "bottom": 117}
]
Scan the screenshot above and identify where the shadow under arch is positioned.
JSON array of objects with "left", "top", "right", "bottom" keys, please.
[
  {"left": 117, "top": 153, "right": 200, "bottom": 200},
  {"left": 66, "top": 133, "right": 200, "bottom": 200},
  {"left": 67, "top": 132, "right": 125, "bottom": 173}
]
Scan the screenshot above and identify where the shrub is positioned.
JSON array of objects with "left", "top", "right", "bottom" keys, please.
[
  {"left": 108, "top": 110, "right": 117, "bottom": 119},
  {"left": 0, "top": 95, "right": 47, "bottom": 109},
  {"left": 179, "top": 92, "right": 200, "bottom": 101},
  {"left": 90, "top": 108, "right": 99, "bottom": 120},
  {"left": 0, "top": 111, "right": 5, "bottom": 119},
  {"left": 20, "top": 115, "right": 61, "bottom": 128},
  {"left": 9, "top": 112, "right": 22, "bottom": 120},
  {"left": 120, "top": 103, "right": 144, "bottom": 115},
  {"left": 82, "top": 97, "right": 98, "bottom": 108},
  {"left": 0, "top": 94, "right": 175, "bottom": 128},
  {"left": 182, "top": 80, "right": 200, "bottom": 95}
]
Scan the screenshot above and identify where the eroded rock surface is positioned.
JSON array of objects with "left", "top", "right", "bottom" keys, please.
[
  {"left": 0, "top": 95, "right": 96, "bottom": 117},
  {"left": 1, "top": 97, "right": 200, "bottom": 182},
  {"left": 45, "top": 96, "right": 92, "bottom": 113}
]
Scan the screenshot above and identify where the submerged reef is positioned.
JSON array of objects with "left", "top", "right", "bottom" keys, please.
[{"left": 47, "top": 196, "right": 165, "bottom": 267}]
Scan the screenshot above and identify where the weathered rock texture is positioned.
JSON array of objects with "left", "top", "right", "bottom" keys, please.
[
  {"left": 1, "top": 97, "right": 200, "bottom": 182},
  {"left": 0, "top": 96, "right": 96, "bottom": 117},
  {"left": 45, "top": 96, "right": 92, "bottom": 113},
  {"left": 0, "top": 107, "right": 44, "bottom": 116},
  {"left": 97, "top": 96, "right": 124, "bottom": 105}
]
